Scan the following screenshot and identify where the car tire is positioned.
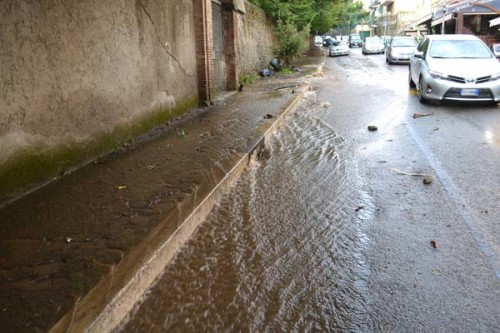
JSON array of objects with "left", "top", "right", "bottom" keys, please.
[
  {"left": 408, "top": 69, "right": 416, "bottom": 88},
  {"left": 418, "top": 77, "right": 428, "bottom": 104}
]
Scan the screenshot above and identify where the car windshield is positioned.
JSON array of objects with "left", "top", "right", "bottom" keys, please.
[
  {"left": 332, "top": 40, "right": 347, "bottom": 46},
  {"left": 392, "top": 38, "right": 416, "bottom": 47},
  {"left": 429, "top": 40, "right": 492, "bottom": 59},
  {"left": 366, "top": 39, "right": 382, "bottom": 46}
]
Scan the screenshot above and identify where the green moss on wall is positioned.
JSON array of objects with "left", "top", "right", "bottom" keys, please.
[{"left": 0, "top": 97, "right": 198, "bottom": 204}]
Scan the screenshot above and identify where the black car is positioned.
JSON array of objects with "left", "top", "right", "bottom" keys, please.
[
  {"left": 323, "top": 38, "right": 334, "bottom": 47},
  {"left": 349, "top": 34, "right": 362, "bottom": 47}
]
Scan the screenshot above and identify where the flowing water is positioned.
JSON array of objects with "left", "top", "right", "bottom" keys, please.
[{"left": 117, "top": 96, "right": 375, "bottom": 332}]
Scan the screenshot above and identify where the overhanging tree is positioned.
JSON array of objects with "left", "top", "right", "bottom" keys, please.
[{"left": 247, "top": 1, "right": 367, "bottom": 64}]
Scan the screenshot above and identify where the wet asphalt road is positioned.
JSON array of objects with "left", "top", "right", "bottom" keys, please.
[
  {"left": 317, "top": 46, "right": 500, "bottom": 332},
  {"left": 117, "top": 47, "right": 499, "bottom": 332}
]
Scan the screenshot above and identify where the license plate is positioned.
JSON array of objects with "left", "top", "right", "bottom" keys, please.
[{"left": 460, "top": 88, "right": 479, "bottom": 96}]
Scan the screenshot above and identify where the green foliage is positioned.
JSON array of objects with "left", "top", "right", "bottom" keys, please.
[
  {"left": 274, "top": 20, "right": 309, "bottom": 65},
  {"left": 279, "top": 67, "right": 294, "bottom": 74},
  {"left": 248, "top": 0, "right": 368, "bottom": 35},
  {"left": 239, "top": 72, "right": 255, "bottom": 85},
  {"left": 248, "top": 1, "right": 368, "bottom": 63},
  {"left": 334, "top": 1, "right": 369, "bottom": 34}
]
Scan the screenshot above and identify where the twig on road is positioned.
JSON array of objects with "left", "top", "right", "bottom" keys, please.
[
  {"left": 413, "top": 112, "right": 435, "bottom": 118},
  {"left": 391, "top": 168, "right": 431, "bottom": 177}
]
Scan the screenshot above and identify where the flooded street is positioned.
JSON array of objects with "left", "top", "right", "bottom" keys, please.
[
  {"left": 117, "top": 47, "right": 500, "bottom": 332},
  {"left": 118, "top": 97, "right": 375, "bottom": 332}
]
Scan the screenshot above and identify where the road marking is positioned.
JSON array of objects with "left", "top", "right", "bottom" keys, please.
[{"left": 406, "top": 117, "right": 500, "bottom": 279}]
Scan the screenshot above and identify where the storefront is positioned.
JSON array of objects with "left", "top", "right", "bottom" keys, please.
[{"left": 430, "top": 0, "right": 500, "bottom": 46}]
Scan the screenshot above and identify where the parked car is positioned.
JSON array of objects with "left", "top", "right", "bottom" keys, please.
[
  {"left": 386, "top": 36, "right": 417, "bottom": 64},
  {"left": 380, "top": 35, "right": 392, "bottom": 47},
  {"left": 329, "top": 40, "right": 350, "bottom": 57},
  {"left": 314, "top": 35, "right": 323, "bottom": 46},
  {"left": 409, "top": 34, "right": 500, "bottom": 104},
  {"left": 323, "top": 37, "right": 334, "bottom": 47},
  {"left": 349, "top": 34, "right": 362, "bottom": 47},
  {"left": 492, "top": 43, "right": 500, "bottom": 60},
  {"left": 362, "top": 37, "right": 385, "bottom": 55}
]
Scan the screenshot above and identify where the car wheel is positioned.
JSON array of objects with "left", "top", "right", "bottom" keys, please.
[
  {"left": 417, "top": 77, "right": 428, "bottom": 104},
  {"left": 408, "top": 69, "right": 416, "bottom": 88}
]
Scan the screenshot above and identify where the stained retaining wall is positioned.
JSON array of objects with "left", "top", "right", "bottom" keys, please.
[{"left": 0, "top": 0, "right": 277, "bottom": 204}]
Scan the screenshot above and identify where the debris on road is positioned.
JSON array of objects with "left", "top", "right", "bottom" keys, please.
[
  {"left": 423, "top": 176, "right": 433, "bottom": 185},
  {"left": 391, "top": 168, "right": 431, "bottom": 177},
  {"left": 430, "top": 240, "right": 440, "bottom": 249},
  {"left": 259, "top": 69, "right": 275, "bottom": 77},
  {"left": 264, "top": 114, "right": 274, "bottom": 119},
  {"left": 413, "top": 112, "right": 435, "bottom": 118},
  {"left": 322, "top": 102, "right": 330, "bottom": 108},
  {"left": 116, "top": 185, "right": 127, "bottom": 190},
  {"left": 368, "top": 125, "right": 378, "bottom": 131}
]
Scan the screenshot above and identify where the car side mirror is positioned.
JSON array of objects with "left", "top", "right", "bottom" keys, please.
[{"left": 414, "top": 51, "right": 424, "bottom": 59}]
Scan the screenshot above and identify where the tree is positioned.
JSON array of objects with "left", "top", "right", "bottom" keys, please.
[
  {"left": 332, "top": 1, "right": 369, "bottom": 35},
  {"left": 247, "top": 1, "right": 367, "bottom": 63}
]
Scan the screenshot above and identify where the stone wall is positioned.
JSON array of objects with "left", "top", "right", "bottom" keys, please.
[
  {"left": 0, "top": 0, "right": 277, "bottom": 203},
  {"left": 237, "top": 1, "right": 278, "bottom": 77},
  {"left": 0, "top": 0, "right": 198, "bottom": 202}
]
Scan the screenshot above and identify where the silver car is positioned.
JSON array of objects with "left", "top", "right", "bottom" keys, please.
[
  {"left": 409, "top": 34, "right": 500, "bottom": 104},
  {"left": 386, "top": 36, "right": 417, "bottom": 64},
  {"left": 329, "top": 40, "right": 350, "bottom": 57},
  {"left": 362, "top": 37, "right": 385, "bottom": 55}
]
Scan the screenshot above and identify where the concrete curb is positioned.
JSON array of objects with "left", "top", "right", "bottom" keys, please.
[{"left": 48, "top": 83, "right": 311, "bottom": 333}]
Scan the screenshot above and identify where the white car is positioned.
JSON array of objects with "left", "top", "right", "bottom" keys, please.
[
  {"left": 329, "top": 40, "right": 350, "bottom": 57},
  {"left": 409, "top": 34, "right": 500, "bottom": 104},
  {"left": 362, "top": 37, "right": 385, "bottom": 55}
]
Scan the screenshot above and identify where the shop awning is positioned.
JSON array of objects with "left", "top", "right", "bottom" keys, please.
[{"left": 490, "top": 16, "right": 500, "bottom": 26}]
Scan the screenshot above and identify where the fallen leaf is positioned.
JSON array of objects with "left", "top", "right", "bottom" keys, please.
[{"left": 430, "top": 240, "right": 440, "bottom": 249}]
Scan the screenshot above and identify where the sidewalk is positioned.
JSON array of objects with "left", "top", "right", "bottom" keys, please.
[{"left": 0, "top": 49, "right": 324, "bottom": 333}]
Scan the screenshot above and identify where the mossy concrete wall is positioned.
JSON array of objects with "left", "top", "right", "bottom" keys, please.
[
  {"left": 237, "top": 1, "right": 278, "bottom": 77},
  {"left": 0, "top": 0, "right": 198, "bottom": 202}
]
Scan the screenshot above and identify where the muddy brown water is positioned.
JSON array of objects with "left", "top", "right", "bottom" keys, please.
[
  {"left": 0, "top": 78, "right": 309, "bottom": 332},
  {"left": 116, "top": 97, "right": 375, "bottom": 332}
]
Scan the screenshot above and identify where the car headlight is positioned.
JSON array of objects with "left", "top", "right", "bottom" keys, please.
[
  {"left": 429, "top": 70, "right": 447, "bottom": 80},
  {"left": 489, "top": 73, "right": 500, "bottom": 81}
]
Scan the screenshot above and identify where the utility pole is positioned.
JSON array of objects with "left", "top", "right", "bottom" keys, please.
[{"left": 441, "top": 4, "right": 447, "bottom": 34}]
